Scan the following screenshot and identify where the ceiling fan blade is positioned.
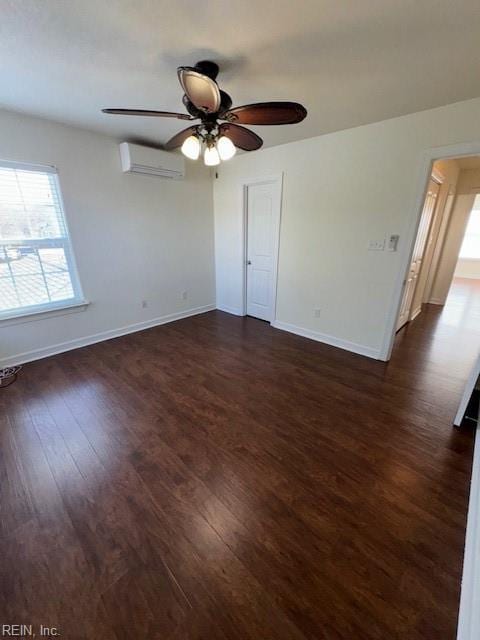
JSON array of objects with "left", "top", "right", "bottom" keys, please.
[
  {"left": 164, "top": 125, "right": 198, "bottom": 151},
  {"left": 102, "top": 108, "right": 193, "bottom": 120},
  {"left": 177, "top": 67, "right": 221, "bottom": 114},
  {"left": 222, "top": 102, "right": 307, "bottom": 125},
  {"left": 219, "top": 123, "right": 263, "bottom": 151}
]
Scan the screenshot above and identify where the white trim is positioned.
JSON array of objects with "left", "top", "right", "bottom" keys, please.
[
  {"left": 0, "top": 304, "right": 215, "bottom": 368},
  {"left": 53, "top": 170, "right": 86, "bottom": 305},
  {"left": 0, "top": 162, "right": 86, "bottom": 317},
  {"left": 0, "top": 300, "right": 89, "bottom": 326},
  {"left": 428, "top": 297, "right": 445, "bottom": 305},
  {"left": 454, "top": 354, "right": 480, "bottom": 427},
  {"left": 240, "top": 173, "right": 283, "bottom": 322},
  {"left": 380, "top": 141, "right": 480, "bottom": 361},
  {"left": 423, "top": 186, "right": 457, "bottom": 303},
  {"left": 216, "top": 304, "right": 244, "bottom": 316},
  {"left": 0, "top": 157, "right": 57, "bottom": 174},
  {"left": 272, "top": 319, "right": 381, "bottom": 359},
  {"left": 431, "top": 166, "right": 445, "bottom": 185},
  {"left": 410, "top": 306, "right": 422, "bottom": 321},
  {"left": 457, "top": 424, "right": 480, "bottom": 640}
]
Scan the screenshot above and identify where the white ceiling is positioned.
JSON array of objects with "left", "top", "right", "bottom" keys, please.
[
  {"left": 2, "top": 1, "right": 480, "bottom": 150},
  {"left": 456, "top": 156, "right": 480, "bottom": 170}
]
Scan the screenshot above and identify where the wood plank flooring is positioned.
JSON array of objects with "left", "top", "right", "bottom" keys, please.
[{"left": 1, "top": 278, "right": 479, "bottom": 639}]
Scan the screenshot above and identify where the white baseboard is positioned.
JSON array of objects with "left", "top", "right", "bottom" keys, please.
[
  {"left": 0, "top": 304, "right": 215, "bottom": 368},
  {"left": 271, "top": 320, "right": 382, "bottom": 360},
  {"left": 410, "top": 306, "right": 422, "bottom": 321},
  {"left": 216, "top": 304, "right": 245, "bottom": 316},
  {"left": 457, "top": 425, "right": 480, "bottom": 640},
  {"left": 428, "top": 297, "right": 445, "bottom": 305}
]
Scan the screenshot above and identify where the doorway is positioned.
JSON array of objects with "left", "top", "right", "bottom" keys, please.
[
  {"left": 388, "top": 155, "right": 480, "bottom": 639},
  {"left": 394, "top": 153, "right": 480, "bottom": 338},
  {"left": 243, "top": 176, "right": 282, "bottom": 322},
  {"left": 396, "top": 176, "right": 441, "bottom": 330}
]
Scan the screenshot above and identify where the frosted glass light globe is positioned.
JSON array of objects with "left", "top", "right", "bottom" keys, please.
[
  {"left": 217, "top": 136, "right": 236, "bottom": 161},
  {"left": 204, "top": 145, "right": 220, "bottom": 166},
  {"left": 181, "top": 135, "right": 200, "bottom": 160}
]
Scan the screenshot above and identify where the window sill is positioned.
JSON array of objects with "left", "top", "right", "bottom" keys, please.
[{"left": 0, "top": 300, "right": 90, "bottom": 327}]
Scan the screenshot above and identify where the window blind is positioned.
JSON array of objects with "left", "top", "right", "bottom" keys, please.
[{"left": 0, "top": 161, "right": 83, "bottom": 318}]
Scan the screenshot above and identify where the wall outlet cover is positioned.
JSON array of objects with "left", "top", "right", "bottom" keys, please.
[{"left": 388, "top": 234, "right": 400, "bottom": 252}]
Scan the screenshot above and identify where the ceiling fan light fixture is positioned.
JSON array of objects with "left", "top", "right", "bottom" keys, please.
[
  {"left": 181, "top": 134, "right": 201, "bottom": 160},
  {"left": 103, "top": 60, "right": 307, "bottom": 157},
  {"left": 216, "top": 136, "right": 236, "bottom": 161},
  {"left": 204, "top": 144, "right": 220, "bottom": 167}
]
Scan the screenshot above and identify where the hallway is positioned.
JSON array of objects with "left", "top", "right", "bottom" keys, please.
[{"left": 393, "top": 276, "right": 480, "bottom": 421}]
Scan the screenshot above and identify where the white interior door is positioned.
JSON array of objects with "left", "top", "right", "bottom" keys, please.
[
  {"left": 397, "top": 178, "right": 440, "bottom": 330},
  {"left": 246, "top": 179, "right": 281, "bottom": 322}
]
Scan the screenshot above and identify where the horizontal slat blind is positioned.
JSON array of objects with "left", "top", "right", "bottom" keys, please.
[{"left": 0, "top": 162, "right": 83, "bottom": 317}]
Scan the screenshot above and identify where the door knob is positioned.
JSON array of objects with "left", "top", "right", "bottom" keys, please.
[{"left": 247, "top": 260, "right": 252, "bottom": 265}]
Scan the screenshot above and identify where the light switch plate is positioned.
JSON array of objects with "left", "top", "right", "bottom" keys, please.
[
  {"left": 368, "top": 239, "right": 386, "bottom": 251},
  {"left": 388, "top": 234, "right": 400, "bottom": 252}
]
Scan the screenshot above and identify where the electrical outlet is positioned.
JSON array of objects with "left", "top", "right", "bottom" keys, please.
[
  {"left": 181, "top": 291, "right": 188, "bottom": 300},
  {"left": 314, "top": 308, "right": 321, "bottom": 318},
  {"left": 141, "top": 300, "right": 148, "bottom": 308}
]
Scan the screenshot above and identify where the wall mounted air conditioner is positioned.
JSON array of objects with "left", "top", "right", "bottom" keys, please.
[{"left": 119, "top": 142, "right": 185, "bottom": 179}]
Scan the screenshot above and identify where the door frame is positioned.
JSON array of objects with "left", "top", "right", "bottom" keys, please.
[
  {"left": 380, "top": 140, "right": 480, "bottom": 361},
  {"left": 423, "top": 183, "right": 457, "bottom": 304},
  {"left": 401, "top": 174, "right": 442, "bottom": 326},
  {"left": 240, "top": 173, "right": 283, "bottom": 323}
]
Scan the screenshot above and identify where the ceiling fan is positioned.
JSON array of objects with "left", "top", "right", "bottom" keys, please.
[{"left": 102, "top": 60, "right": 307, "bottom": 166}]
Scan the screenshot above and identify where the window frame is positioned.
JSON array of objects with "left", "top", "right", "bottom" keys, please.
[
  {"left": 0, "top": 159, "right": 87, "bottom": 322},
  {"left": 459, "top": 207, "right": 480, "bottom": 261}
]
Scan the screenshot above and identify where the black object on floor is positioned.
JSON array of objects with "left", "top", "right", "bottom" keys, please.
[{"left": 463, "top": 387, "right": 480, "bottom": 425}]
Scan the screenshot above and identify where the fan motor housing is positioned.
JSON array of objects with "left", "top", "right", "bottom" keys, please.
[{"left": 194, "top": 60, "right": 219, "bottom": 80}]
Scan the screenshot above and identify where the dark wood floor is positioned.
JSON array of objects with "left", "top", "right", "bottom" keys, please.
[{"left": 1, "top": 279, "right": 479, "bottom": 639}]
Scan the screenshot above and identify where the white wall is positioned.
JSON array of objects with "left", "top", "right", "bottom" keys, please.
[
  {"left": 455, "top": 259, "right": 480, "bottom": 279},
  {"left": 5, "top": 96, "right": 480, "bottom": 367},
  {"left": 214, "top": 96, "right": 480, "bottom": 359},
  {"left": 430, "top": 172, "right": 480, "bottom": 302},
  {"left": 429, "top": 194, "right": 476, "bottom": 302},
  {"left": 0, "top": 109, "right": 215, "bottom": 366}
]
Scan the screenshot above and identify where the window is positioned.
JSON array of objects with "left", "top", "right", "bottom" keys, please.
[
  {"left": 0, "top": 161, "right": 84, "bottom": 319},
  {"left": 459, "top": 206, "right": 480, "bottom": 260}
]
